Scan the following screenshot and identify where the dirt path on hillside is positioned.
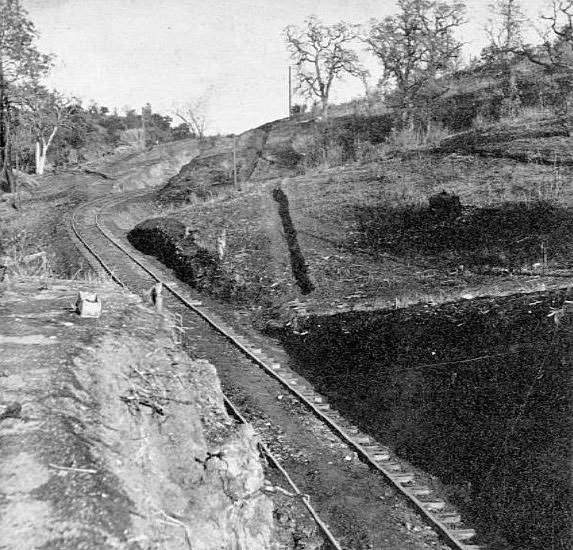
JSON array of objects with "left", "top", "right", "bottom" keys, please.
[{"left": 0, "top": 139, "right": 200, "bottom": 282}]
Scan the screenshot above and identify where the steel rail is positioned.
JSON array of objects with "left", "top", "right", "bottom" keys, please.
[
  {"left": 69, "top": 196, "right": 127, "bottom": 287},
  {"left": 70, "top": 193, "right": 345, "bottom": 550},
  {"left": 221, "top": 394, "right": 344, "bottom": 550},
  {"left": 73, "top": 192, "right": 482, "bottom": 550}
]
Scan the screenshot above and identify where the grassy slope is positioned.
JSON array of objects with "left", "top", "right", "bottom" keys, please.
[{"left": 157, "top": 113, "right": 573, "bottom": 323}]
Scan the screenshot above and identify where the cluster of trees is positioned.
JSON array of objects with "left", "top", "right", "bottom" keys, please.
[
  {"left": 285, "top": 0, "right": 573, "bottom": 133},
  {"left": 0, "top": 0, "right": 200, "bottom": 194},
  {"left": 4, "top": 0, "right": 573, "bottom": 192}
]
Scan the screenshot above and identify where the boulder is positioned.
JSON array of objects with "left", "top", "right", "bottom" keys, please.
[{"left": 429, "top": 191, "right": 462, "bottom": 219}]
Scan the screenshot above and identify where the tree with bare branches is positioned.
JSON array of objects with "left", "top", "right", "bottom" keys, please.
[
  {"left": 486, "top": 0, "right": 526, "bottom": 56},
  {"left": 368, "top": 0, "right": 466, "bottom": 130},
  {"left": 522, "top": 0, "right": 573, "bottom": 70},
  {"left": 284, "top": 16, "right": 367, "bottom": 120},
  {"left": 17, "top": 84, "right": 78, "bottom": 175},
  {"left": 517, "top": 1, "right": 573, "bottom": 128},
  {"left": 174, "top": 91, "right": 212, "bottom": 139}
]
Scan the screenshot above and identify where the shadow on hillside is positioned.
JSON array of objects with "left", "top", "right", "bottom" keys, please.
[
  {"left": 355, "top": 201, "right": 573, "bottom": 270},
  {"left": 272, "top": 187, "right": 314, "bottom": 294}
]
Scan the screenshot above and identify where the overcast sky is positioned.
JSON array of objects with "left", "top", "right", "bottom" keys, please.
[{"left": 23, "top": 0, "right": 546, "bottom": 134}]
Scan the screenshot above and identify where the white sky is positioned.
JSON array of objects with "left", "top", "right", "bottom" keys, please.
[{"left": 23, "top": 0, "right": 547, "bottom": 134}]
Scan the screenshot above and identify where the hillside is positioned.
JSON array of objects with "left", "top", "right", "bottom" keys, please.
[
  {"left": 121, "top": 110, "right": 573, "bottom": 550},
  {"left": 127, "top": 110, "right": 573, "bottom": 327},
  {"left": 2, "top": 99, "right": 571, "bottom": 550},
  {"left": 0, "top": 141, "right": 323, "bottom": 550}
]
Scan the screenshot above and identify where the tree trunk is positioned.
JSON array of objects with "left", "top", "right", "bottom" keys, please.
[
  {"left": 554, "top": 76, "right": 572, "bottom": 137},
  {"left": 508, "top": 68, "right": 519, "bottom": 115},
  {"left": 35, "top": 127, "right": 58, "bottom": 175},
  {"left": 35, "top": 143, "right": 48, "bottom": 175},
  {"left": 402, "top": 102, "right": 415, "bottom": 133},
  {"left": 35, "top": 141, "right": 41, "bottom": 174},
  {"left": 34, "top": 140, "right": 49, "bottom": 175},
  {"left": 320, "top": 97, "right": 329, "bottom": 121},
  {"left": 501, "top": 61, "right": 520, "bottom": 118},
  {"left": 0, "top": 61, "right": 14, "bottom": 193},
  {"left": 7, "top": 110, "right": 15, "bottom": 202}
]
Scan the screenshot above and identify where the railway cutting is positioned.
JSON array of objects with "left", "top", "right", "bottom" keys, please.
[{"left": 69, "top": 189, "right": 488, "bottom": 550}]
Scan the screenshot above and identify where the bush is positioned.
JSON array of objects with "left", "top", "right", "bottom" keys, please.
[{"left": 292, "top": 115, "right": 395, "bottom": 170}]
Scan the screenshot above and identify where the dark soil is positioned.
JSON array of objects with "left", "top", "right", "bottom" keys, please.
[
  {"left": 125, "top": 210, "right": 290, "bottom": 312},
  {"left": 271, "top": 289, "right": 572, "bottom": 550},
  {"left": 438, "top": 119, "right": 570, "bottom": 153},
  {"left": 356, "top": 200, "right": 573, "bottom": 271},
  {"left": 127, "top": 217, "right": 232, "bottom": 295},
  {"left": 435, "top": 114, "right": 573, "bottom": 165}
]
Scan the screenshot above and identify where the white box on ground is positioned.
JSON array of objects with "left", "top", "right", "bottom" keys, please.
[{"left": 76, "top": 291, "right": 102, "bottom": 318}]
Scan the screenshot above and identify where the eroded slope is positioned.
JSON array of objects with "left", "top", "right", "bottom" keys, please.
[{"left": 0, "top": 279, "right": 276, "bottom": 550}]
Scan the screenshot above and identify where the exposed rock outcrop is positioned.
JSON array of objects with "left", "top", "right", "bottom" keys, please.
[{"left": 0, "top": 279, "right": 275, "bottom": 550}]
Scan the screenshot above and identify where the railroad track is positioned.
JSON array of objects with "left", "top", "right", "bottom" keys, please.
[{"left": 70, "top": 191, "right": 483, "bottom": 550}]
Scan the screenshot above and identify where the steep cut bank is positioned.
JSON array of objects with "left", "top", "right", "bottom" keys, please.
[
  {"left": 158, "top": 114, "right": 392, "bottom": 203},
  {"left": 126, "top": 217, "right": 239, "bottom": 300},
  {"left": 0, "top": 278, "right": 281, "bottom": 550},
  {"left": 272, "top": 288, "right": 572, "bottom": 550},
  {"left": 83, "top": 138, "right": 202, "bottom": 194},
  {"left": 158, "top": 122, "right": 295, "bottom": 203}
]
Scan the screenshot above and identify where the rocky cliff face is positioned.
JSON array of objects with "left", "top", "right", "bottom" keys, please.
[
  {"left": 158, "top": 119, "right": 312, "bottom": 203},
  {"left": 0, "top": 279, "right": 276, "bottom": 550}
]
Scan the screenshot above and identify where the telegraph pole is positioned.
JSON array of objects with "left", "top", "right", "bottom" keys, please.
[
  {"left": 288, "top": 66, "right": 292, "bottom": 118},
  {"left": 233, "top": 134, "right": 238, "bottom": 189},
  {"left": 141, "top": 106, "right": 146, "bottom": 149}
]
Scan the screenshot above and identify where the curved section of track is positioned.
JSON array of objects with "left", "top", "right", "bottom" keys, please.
[
  {"left": 71, "top": 192, "right": 482, "bottom": 550},
  {"left": 70, "top": 192, "right": 343, "bottom": 550}
]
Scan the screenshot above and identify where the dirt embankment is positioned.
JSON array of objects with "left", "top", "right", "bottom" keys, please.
[
  {"left": 0, "top": 278, "right": 281, "bottom": 550},
  {"left": 123, "top": 113, "right": 573, "bottom": 329},
  {"left": 158, "top": 114, "right": 391, "bottom": 204},
  {"left": 157, "top": 122, "right": 299, "bottom": 203},
  {"left": 273, "top": 288, "right": 572, "bottom": 550},
  {"left": 126, "top": 217, "right": 236, "bottom": 300},
  {"left": 98, "top": 139, "right": 202, "bottom": 193}
]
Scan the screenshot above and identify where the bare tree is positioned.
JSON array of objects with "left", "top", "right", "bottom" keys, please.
[
  {"left": 368, "top": 0, "right": 466, "bottom": 129},
  {"left": 18, "top": 84, "right": 77, "bottom": 174},
  {"left": 528, "top": 0, "right": 573, "bottom": 70},
  {"left": 516, "top": 1, "right": 573, "bottom": 128},
  {"left": 486, "top": 0, "right": 525, "bottom": 54},
  {"left": 174, "top": 90, "right": 212, "bottom": 139},
  {"left": 284, "top": 16, "right": 367, "bottom": 120},
  {"left": 515, "top": 1, "right": 573, "bottom": 71},
  {"left": 13, "top": 82, "right": 80, "bottom": 175}
]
